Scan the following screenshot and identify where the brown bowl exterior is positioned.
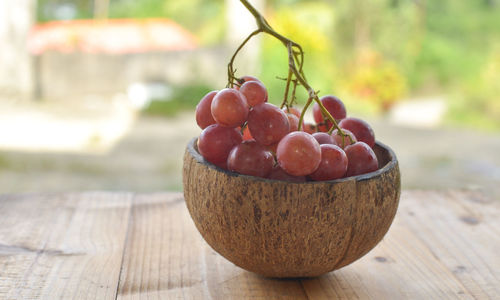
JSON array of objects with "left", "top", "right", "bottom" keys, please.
[{"left": 183, "top": 138, "right": 400, "bottom": 278}]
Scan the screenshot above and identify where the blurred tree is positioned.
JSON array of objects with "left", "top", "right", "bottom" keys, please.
[
  {"left": 35, "top": 0, "right": 500, "bottom": 128},
  {"left": 93, "top": 0, "right": 109, "bottom": 19},
  {"left": 348, "top": 52, "right": 406, "bottom": 112},
  {"left": 108, "top": 0, "right": 225, "bottom": 45},
  {"left": 260, "top": 1, "right": 337, "bottom": 105},
  {"left": 37, "top": 0, "right": 93, "bottom": 20},
  {"left": 37, "top": 0, "right": 226, "bottom": 45}
]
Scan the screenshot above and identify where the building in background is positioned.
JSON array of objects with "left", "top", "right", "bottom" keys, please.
[
  {"left": 0, "top": 0, "right": 264, "bottom": 103},
  {"left": 0, "top": 0, "right": 36, "bottom": 99}
]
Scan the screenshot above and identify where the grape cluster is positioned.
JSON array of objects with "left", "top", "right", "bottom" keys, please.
[{"left": 195, "top": 76, "right": 379, "bottom": 182}]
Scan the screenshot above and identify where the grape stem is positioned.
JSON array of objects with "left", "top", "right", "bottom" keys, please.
[{"left": 229, "top": 0, "right": 353, "bottom": 143}]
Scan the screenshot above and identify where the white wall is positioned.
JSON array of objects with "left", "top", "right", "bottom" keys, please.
[
  {"left": 225, "top": 0, "right": 264, "bottom": 77},
  {"left": 0, "top": 0, "right": 36, "bottom": 98}
]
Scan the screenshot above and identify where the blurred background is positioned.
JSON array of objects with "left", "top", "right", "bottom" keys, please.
[{"left": 0, "top": 0, "right": 499, "bottom": 197}]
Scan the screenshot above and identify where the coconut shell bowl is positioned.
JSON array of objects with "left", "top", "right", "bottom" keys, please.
[{"left": 183, "top": 138, "right": 400, "bottom": 278}]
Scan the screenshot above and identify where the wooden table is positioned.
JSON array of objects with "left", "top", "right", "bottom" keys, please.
[{"left": 0, "top": 190, "right": 498, "bottom": 299}]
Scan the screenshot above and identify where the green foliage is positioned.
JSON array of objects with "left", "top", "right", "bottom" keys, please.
[
  {"left": 260, "top": 1, "right": 408, "bottom": 111},
  {"left": 417, "top": 1, "right": 500, "bottom": 130},
  {"left": 142, "top": 84, "right": 213, "bottom": 117},
  {"left": 37, "top": 0, "right": 500, "bottom": 130},
  {"left": 0, "top": 154, "right": 9, "bottom": 168},
  {"left": 264, "top": 0, "right": 500, "bottom": 129},
  {"left": 447, "top": 46, "right": 500, "bottom": 131},
  {"left": 37, "top": 0, "right": 94, "bottom": 21},
  {"left": 108, "top": 0, "right": 226, "bottom": 45},
  {"left": 347, "top": 50, "right": 406, "bottom": 112},
  {"left": 37, "top": 0, "right": 226, "bottom": 45},
  {"left": 260, "top": 2, "right": 338, "bottom": 105},
  {"left": 110, "top": 0, "right": 225, "bottom": 45}
]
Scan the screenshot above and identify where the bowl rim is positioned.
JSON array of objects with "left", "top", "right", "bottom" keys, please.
[{"left": 186, "top": 137, "right": 398, "bottom": 184}]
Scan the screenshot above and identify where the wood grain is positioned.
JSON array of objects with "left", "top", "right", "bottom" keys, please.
[
  {"left": 116, "top": 193, "right": 308, "bottom": 300},
  {"left": 398, "top": 190, "right": 500, "bottom": 298},
  {"left": 0, "top": 192, "right": 133, "bottom": 299},
  {"left": 0, "top": 190, "right": 498, "bottom": 299}
]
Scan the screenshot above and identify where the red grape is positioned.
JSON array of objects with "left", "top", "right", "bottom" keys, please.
[
  {"left": 339, "top": 117, "right": 375, "bottom": 148},
  {"left": 268, "top": 165, "right": 306, "bottom": 182},
  {"left": 331, "top": 129, "right": 357, "bottom": 148},
  {"left": 227, "top": 140, "right": 274, "bottom": 177},
  {"left": 235, "top": 75, "right": 261, "bottom": 90},
  {"left": 312, "top": 132, "right": 336, "bottom": 145},
  {"left": 211, "top": 88, "right": 248, "bottom": 127},
  {"left": 316, "top": 123, "right": 329, "bottom": 132},
  {"left": 214, "top": 161, "right": 228, "bottom": 170},
  {"left": 239, "top": 80, "right": 268, "bottom": 107},
  {"left": 266, "top": 142, "right": 279, "bottom": 154},
  {"left": 313, "top": 95, "right": 347, "bottom": 130},
  {"left": 197, "top": 124, "right": 242, "bottom": 165},
  {"left": 302, "top": 123, "right": 316, "bottom": 134},
  {"left": 283, "top": 107, "right": 301, "bottom": 118},
  {"left": 344, "top": 142, "right": 379, "bottom": 176},
  {"left": 286, "top": 113, "right": 300, "bottom": 132},
  {"left": 242, "top": 126, "right": 253, "bottom": 141},
  {"left": 195, "top": 91, "right": 218, "bottom": 129},
  {"left": 309, "top": 144, "right": 348, "bottom": 181},
  {"left": 276, "top": 132, "right": 321, "bottom": 176},
  {"left": 247, "top": 103, "right": 290, "bottom": 145}
]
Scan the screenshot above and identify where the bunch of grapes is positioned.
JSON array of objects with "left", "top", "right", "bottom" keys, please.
[{"left": 195, "top": 76, "right": 379, "bottom": 182}]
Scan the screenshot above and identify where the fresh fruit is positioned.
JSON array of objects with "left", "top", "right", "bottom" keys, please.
[
  {"left": 198, "top": 124, "right": 243, "bottom": 165},
  {"left": 247, "top": 103, "right": 290, "bottom": 145},
  {"left": 286, "top": 113, "right": 300, "bottom": 132},
  {"left": 276, "top": 131, "right": 321, "bottom": 176},
  {"left": 240, "top": 75, "right": 261, "bottom": 86},
  {"left": 266, "top": 142, "right": 279, "bottom": 154},
  {"left": 313, "top": 95, "right": 347, "bottom": 130},
  {"left": 302, "top": 123, "right": 316, "bottom": 134},
  {"left": 236, "top": 75, "right": 261, "bottom": 89},
  {"left": 239, "top": 80, "right": 268, "bottom": 107},
  {"left": 190, "top": 0, "right": 391, "bottom": 182},
  {"left": 268, "top": 165, "right": 306, "bottom": 182},
  {"left": 312, "top": 132, "right": 336, "bottom": 145},
  {"left": 194, "top": 75, "right": 381, "bottom": 180},
  {"left": 344, "top": 142, "right": 379, "bottom": 176},
  {"left": 331, "top": 129, "right": 357, "bottom": 149},
  {"left": 242, "top": 126, "right": 253, "bottom": 141},
  {"left": 227, "top": 140, "right": 274, "bottom": 177},
  {"left": 195, "top": 90, "right": 218, "bottom": 129},
  {"left": 211, "top": 88, "right": 249, "bottom": 127},
  {"left": 309, "top": 144, "right": 348, "bottom": 181},
  {"left": 339, "top": 117, "right": 375, "bottom": 148},
  {"left": 283, "top": 107, "right": 301, "bottom": 118}
]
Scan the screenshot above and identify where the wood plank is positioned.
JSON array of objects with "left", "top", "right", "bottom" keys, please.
[
  {"left": 301, "top": 217, "right": 473, "bottom": 299},
  {"left": 0, "top": 193, "right": 70, "bottom": 299},
  {"left": 116, "top": 193, "right": 308, "bottom": 300},
  {"left": 398, "top": 190, "right": 500, "bottom": 298},
  {"left": 1, "top": 190, "right": 499, "bottom": 299},
  {"left": 0, "top": 192, "right": 133, "bottom": 299},
  {"left": 116, "top": 191, "right": 492, "bottom": 299}
]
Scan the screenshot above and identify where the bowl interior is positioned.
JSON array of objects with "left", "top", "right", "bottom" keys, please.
[{"left": 188, "top": 138, "right": 398, "bottom": 183}]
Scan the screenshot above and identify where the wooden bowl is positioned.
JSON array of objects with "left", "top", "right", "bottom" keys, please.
[{"left": 183, "top": 138, "right": 400, "bottom": 278}]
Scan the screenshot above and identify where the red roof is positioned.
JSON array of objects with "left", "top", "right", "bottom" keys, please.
[{"left": 28, "top": 19, "right": 198, "bottom": 55}]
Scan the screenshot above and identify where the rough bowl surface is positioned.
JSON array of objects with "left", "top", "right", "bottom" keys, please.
[{"left": 183, "top": 138, "right": 400, "bottom": 278}]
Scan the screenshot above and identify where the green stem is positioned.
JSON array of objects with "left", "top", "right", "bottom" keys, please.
[
  {"left": 290, "top": 78, "right": 298, "bottom": 106},
  {"left": 298, "top": 96, "right": 312, "bottom": 131},
  {"left": 280, "top": 69, "right": 293, "bottom": 109},
  {"left": 233, "top": 0, "right": 351, "bottom": 141},
  {"left": 227, "top": 29, "right": 261, "bottom": 88}
]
